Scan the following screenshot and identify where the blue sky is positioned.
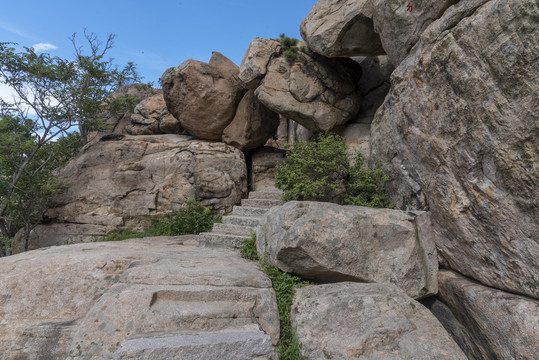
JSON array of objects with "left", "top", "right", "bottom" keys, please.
[{"left": 0, "top": 0, "right": 317, "bottom": 85}]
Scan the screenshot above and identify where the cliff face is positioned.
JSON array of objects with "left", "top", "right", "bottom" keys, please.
[{"left": 369, "top": 0, "right": 539, "bottom": 299}]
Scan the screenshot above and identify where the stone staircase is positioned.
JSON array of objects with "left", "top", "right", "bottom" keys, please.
[{"left": 199, "top": 189, "right": 283, "bottom": 249}]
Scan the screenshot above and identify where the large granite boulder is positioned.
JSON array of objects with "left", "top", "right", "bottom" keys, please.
[
  {"left": 371, "top": 0, "right": 458, "bottom": 65},
  {"left": 0, "top": 237, "right": 279, "bottom": 359},
  {"left": 370, "top": 0, "right": 539, "bottom": 298},
  {"left": 426, "top": 270, "right": 539, "bottom": 360},
  {"left": 238, "top": 37, "right": 281, "bottom": 91},
  {"left": 291, "top": 282, "right": 467, "bottom": 360},
  {"left": 222, "top": 90, "right": 280, "bottom": 150},
  {"left": 126, "top": 92, "right": 183, "bottom": 135},
  {"left": 257, "top": 201, "right": 438, "bottom": 299},
  {"left": 300, "top": 0, "right": 457, "bottom": 66},
  {"left": 300, "top": 0, "right": 385, "bottom": 57},
  {"left": 161, "top": 52, "right": 246, "bottom": 140},
  {"left": 239, "top": 37, "right": 363, "bottom": 132},
  {"left": 26, "top": 135, "right": 247, "bottom": 249}
]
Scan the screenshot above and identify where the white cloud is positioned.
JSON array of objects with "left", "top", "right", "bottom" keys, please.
[
  {"left": 31, "top": 43, "right": 58, "bottom": 53},
  {"left": 0, "top": 20, "right": 33, "bottom": 40}
]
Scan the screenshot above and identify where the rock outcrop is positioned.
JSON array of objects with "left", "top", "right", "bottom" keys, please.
[
  {"left": 222, "top": 90, "right": 280, "bottom": 150},
  {"left": 26, "top": 135, "right": 247, "bottom": 249},
  {"left": 161, "top": 52, "right": 246, "bottom": 140},
  {"left": 87, "top": 84, "right": 160, "bottom": 143},
  {"left": 126, "top": 92, "right": 184, "bottom": 135},
  {"left": 370, "top": 0, "right": 539, "bottom": 298},
  {"left": 239, "top": 37, "right": 363, "bottom": 132},
  {"left": 0, "top": 238, "right": 279, "bottom": 359},
  {"left": 300, "top": 0, "right": 385, "bottom": 58},
  {"left": 300, "top": 0, "right": 458, "bottom": 66},
  {"left": 429, "top": 270, "right": 539, "bottom": 360},
  {"left": 257, "top": 201, "right": 438, "bottom": 299},
  {"left": 291, "top": 282, "right": 467, "bottom": 360}
]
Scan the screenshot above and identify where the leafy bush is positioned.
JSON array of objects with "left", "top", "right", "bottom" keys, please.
[
  {"left": 147, "top": 199, "right": 221, "bottom": 236},
  {"left": 241, "top": 231, "right": 259, "bottom": 261},
  {"left": 275, "top": 132, "right": 393, "bottom": 208},
  {"left": 100, "top": 199, "right": 220, "bottom": 241},
  {"left": 100, "top": 229, "right": 145, "bottom": 242},
  {"left": 279, "top": 33, "right": 306, "bottom": 61}
]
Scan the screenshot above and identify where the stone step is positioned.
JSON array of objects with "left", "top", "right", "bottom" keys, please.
[
  {"left": 241, "top": 198, "right": 283, "bottom": 209},
  {"left": 198, "top": 233, "right": 249, "bottom": 249},
  {"left": 248, "top": 190, "right": 283, "bottom": 200},
  {"left": 222, "top": 215, "right": 261, "bottom": 228},
  {"left": 116, "top": 328, "right": 273, "bottom": 359},
  {"left": 211, "top": 223, "right": 254, "bottom": 237},
  {"left": 232, "top": 206, "right": 269, "bottom": 217}
]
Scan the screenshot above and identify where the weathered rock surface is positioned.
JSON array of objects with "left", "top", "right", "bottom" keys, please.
[
  {"left": 0, "top": 237, "right": 279, "bottom": 359},
  {"left": 370, "top": 0, "right": 539, "bottom": 298},
  {"left": 222, "top": 90, "right": 280, "bottom": 150},
  {"left": 274, "top": 117, "right": 313, "bottom": 147},
  {"left": 371, "top": 0, "right": 458, "bottom": 65},
  {"left": 301, "top": 0, "right": 457, "bottom": 65},
  {"left": 257, "top": 201, "right": 438, "bottom": 299},
  {"left": 291, "top": 282, "right": 467, "bottom": 360},
  {"left": 126, "top": 92, "right": 183, "bottom": 135},
  {"left": 430, "top": 270, "right": 539, "bottom": 360},
  {"left": 239, "top": 37, "right": 363, "bottom": 132},
  {"left": 250, "top": 147, "right": 286, "bottom": 191},
  {"left": 87, "top": 84, "right": 159, "bottom": 144},
  {"left": 300, "top": 0, "right": 385, "bottom": 57},
  {"left": 27, "top": 135, "right": 247, "bottom": 249},
  {"left": 238, "top": 37, "right": 281, "bottom": 91},
  {"left": 162, "top": 52, "right": 246, "bottom": 140}
]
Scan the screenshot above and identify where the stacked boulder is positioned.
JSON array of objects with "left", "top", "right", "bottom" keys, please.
[
  {"left": 239, "top": 37, "right": 363, "bottom": 133},
  {"left": 256, "top": 201, "right": 468, "bottom": 358},
  {"left": 161, "top": 51, "right": 280, "bottom": 150}
]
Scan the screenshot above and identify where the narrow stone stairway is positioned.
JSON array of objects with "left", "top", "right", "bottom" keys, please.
[{"left": 199, "top": 189, "right": 283, "bottom": 249}]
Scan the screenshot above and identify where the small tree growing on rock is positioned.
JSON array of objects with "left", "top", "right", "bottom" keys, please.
[{"left": 275, "top": 132, "right": 392, "bottom": 208}]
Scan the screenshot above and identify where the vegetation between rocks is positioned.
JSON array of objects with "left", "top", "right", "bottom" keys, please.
[
  {"left": 275, "top": 132, "right": 393, "bottom": 208},
  {"left": 241, "top": 234, "right": 310, "bottom": 359},
  {"left": 280, "top": 33, "right": 306, "bottom": 61},
  {"left": 101, "top": 199, "right": 221, "bottom": 241}
]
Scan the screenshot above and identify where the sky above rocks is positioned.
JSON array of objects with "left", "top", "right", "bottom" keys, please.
[{"left": 0, "top": 0, "right": 317, "bottom": 86}]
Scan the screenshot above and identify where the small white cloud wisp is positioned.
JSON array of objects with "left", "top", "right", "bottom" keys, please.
[{"left": 31, "top": 43, "right": 58, "bottom": 53}]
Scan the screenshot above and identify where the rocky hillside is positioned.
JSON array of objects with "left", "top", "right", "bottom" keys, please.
[{"left": 1, "top": 0, "right": 537, "bottom": 359}]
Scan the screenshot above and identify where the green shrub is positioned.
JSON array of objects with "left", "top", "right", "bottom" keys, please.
[
  {"left": 275, "top": 132, "right": 393, "bottom": 208},
  {"left": 241, "top": 231, "right": 259, "bottom": 261},
  {"left": 280, "top": 33, "right": 304, "bottom": 61},
  {"left": 146, "top": 199, "right": 221, "bottom": 236},
  {"left": 99, "top": 199, "right": 220, "bottom": 241},
  {"left": 261, "top": 262, "right": 310, "bottom": 359},
  {"left": 99, "top": 229, "right": 145, "bottom": 242}
]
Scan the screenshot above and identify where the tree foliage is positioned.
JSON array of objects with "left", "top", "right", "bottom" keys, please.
[
  {"left": 275, "top": 132, "right": 393, "bottom": 208},
  {"left": 0, "top": 31, "right": 142, "bottom": 255}
]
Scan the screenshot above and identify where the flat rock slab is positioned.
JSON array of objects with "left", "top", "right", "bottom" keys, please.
[
  {"left": 0, "top": 237, "right": 279, "bottom": 359},
  {"left": 257, "top": 201, "right": 438, "bottom": 299},
  {"left": 291, "top": 282, "right": 467, "bottom": 360}
]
